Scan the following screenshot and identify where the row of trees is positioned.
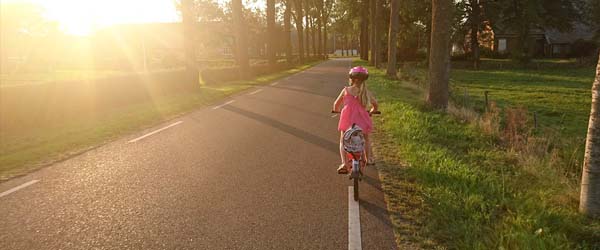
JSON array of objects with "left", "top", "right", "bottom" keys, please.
[
  {"left": 180, "top": 0, "right": 337, "bottom": 80},
  {"left": 335, "top": 0, "right": 598, "bottom": 71}
]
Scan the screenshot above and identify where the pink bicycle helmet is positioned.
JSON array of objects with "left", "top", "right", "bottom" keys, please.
[{"left": 349, "top": 66, "right": 368, "bottom": 80}]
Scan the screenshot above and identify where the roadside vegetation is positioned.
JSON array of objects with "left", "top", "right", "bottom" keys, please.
[
  {"left": 358, "top": 59, "right": 600, "bottom": 249},
  {"left": 0, "top": 60, "right": 321, "bottom": 181}
]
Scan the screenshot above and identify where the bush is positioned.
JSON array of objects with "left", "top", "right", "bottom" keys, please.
[
  {"left": 480, "top": 47, "right": 509, "bottom": 59},
  {"left": 451, "top": 53, "right": 468, "bottom": 61}
]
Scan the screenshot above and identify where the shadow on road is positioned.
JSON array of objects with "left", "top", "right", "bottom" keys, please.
[
  {"left": 360, "top": 199, "right": 393, "bottom": 228},
  {"left": 245, "top": 96, "right": 327, "bottom": 118},
  {"left": 361, "top": 173, "right": 383, "bottom": 192},
  {"left": 222, "top": 105, "right": 338, "bottom": 154}
]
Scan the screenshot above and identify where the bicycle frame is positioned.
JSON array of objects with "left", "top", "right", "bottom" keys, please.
[{"left": 347, "top": 152, "right": 364, "bottom": 178}]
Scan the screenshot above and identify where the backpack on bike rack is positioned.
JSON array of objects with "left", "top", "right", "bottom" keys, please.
[{"left": 343, "top": 124, "right": 365, "bottom": 153}]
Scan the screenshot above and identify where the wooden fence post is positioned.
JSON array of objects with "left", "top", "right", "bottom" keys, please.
[{"left": 484, "top": 90, "right": 489, "bottom": 111}]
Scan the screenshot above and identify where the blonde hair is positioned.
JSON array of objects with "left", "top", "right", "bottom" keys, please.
[{"left": 350, "top": 79, "right": 370, "bottom": 108}]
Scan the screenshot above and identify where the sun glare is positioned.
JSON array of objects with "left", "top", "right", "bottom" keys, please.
[{"left": 5, "top": 0, "right": 180, "bottom": 36}]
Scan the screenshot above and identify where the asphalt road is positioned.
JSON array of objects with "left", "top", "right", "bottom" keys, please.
[{"left": 0, "top": 59, "right": 397, "bottom": 250}]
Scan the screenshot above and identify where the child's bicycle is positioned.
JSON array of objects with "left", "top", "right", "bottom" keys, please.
[{"left": 332, "top": 110, "right": 380, "bottom": 201}]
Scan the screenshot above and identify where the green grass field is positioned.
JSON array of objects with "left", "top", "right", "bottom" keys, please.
[
  {"left": 0, "top": 61, "right": 321, "bottom": 181},
  {"left": 450, "top": 66, "right": 596, "bottom": 137},
  {"left": 357, "top": 60, "right": 600, "bottom": 249}
]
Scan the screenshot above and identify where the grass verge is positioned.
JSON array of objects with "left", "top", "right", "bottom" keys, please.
[
  {"left": 0, "top": 60, "right": 321, "bottom": 181},
  {"left": 357, "top": 60, "right": 600, "bottom": 249}
]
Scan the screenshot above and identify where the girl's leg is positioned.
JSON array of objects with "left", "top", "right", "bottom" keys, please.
[
  {"left": 339, "top": 131, "right": 346, "bottom": 164},
  {"left": 364, "top": 133, "right": 374, "bottom": 163}
]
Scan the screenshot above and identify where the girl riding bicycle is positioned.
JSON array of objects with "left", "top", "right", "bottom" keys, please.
[{"left": 332, "top": 66, "right": 378, "bottom": 174}]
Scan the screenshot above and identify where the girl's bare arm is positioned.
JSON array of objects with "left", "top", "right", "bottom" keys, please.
[
  {"left": 368, "top": 90, "right": 378, "bottom": 112},
  {"left": 333, "top": 89, "right": 344, "bottom": 112}
]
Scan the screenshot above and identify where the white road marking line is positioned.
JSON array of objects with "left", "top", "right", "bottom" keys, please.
[
  {"left": 212, "top": 100, "right": 235, "bottom": 110},
  {"left": 331, "top": 114, "right": 339, "bottom": 118},
  {"left": 128, "top": 121, "right": 183, "bottom": 143},
  {"left": 0, "top": 180, "right": 39, "bottom": 198},
  {"left": 270, "top": 81, "right": 279, "bottom": 86},
  {"left": 348, "top": 186, "right": 362, "bottom": 250},
  {"left": 248, "top": 89, "right": 263, "bottom": 95}
]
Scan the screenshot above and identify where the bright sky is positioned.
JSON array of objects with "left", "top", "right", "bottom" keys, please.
[
  {"left": 2, "top": 0, "right": 267, "bottom": 36},
  {"left": 2, "top": 0, "right": 180, "bottom": 35}
]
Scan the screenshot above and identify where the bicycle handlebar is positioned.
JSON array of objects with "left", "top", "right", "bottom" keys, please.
[{"left": 331, "top": 110, "right": 381, "bottom": 115}]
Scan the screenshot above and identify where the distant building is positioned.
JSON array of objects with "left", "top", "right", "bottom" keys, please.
[{"left": 493, "top": 23, "right": 596, "bottom": 58}]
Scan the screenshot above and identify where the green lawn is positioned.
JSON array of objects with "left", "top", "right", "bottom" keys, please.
[
  {"left": 356, "top": 60, "right": 600, "bottom": 249},
  {"left": 450, "top": 67, "right": 596, "bottom": 137},
  {"left": 0, "top": 61, "right": 321, "bottom": 181}
]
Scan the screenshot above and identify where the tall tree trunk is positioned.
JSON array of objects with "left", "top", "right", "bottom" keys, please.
[
  {"left": 580, "top": 52, "right": 600, "bottom": 218},
  {"left": 512, "top": 0, "right": 530, "bottom": 64},
  {"left": 322, "top": 0, "right": 330, "bottom": 57},
  {"left": 427, "top": 0, "right": 453, "bottom": 109},
  {"left": 311, "top": 17, "right": 317, "bottom": 56},
  {"left": 470, "top": 0, "right": 480, "bottom": 70},
  {"left": 369, "top": 0, "right": 376, "bottom": 65},
  {"left": 360, "top": 0, "right": 369, "bottom": 60},
  {"left": 317, "top": 13, "right": 323, "bottom": 57},
  {"left": 426, "top": 19, "right": 432, "bottom": 66},
  {"left": 345, "top": 36, "right": 349, "bottom": 56},
  {"left": 233, "top": 0, "right": 250, "bottom": 78},
  {"left": 302, "top": 0, "right": 311, "bottom": 57},
  {"left": 305, "top": 6, "right": 310, "bottom": 57},
  {"left": 323, "top": 25, "right": 328, "bottom": 55},
  {"left": 181, "top": 0, "right": 198, "bottom": 85},
  {"left": 267, "top": 0, "right": 276, "bottom": 66},
  {"left": 315, "top": 0, "right": 324, "bottom": 57},
  {"left": 293, "top": 0, "right": 305, "bottom": 62},
  {"left": 341, "top": 36, "right": 345, "bottom": 56},
  {"left": 284, "top": 0, "right": 293, "bottom": 64},
  {"left": 386, "top": 0, "right": 399, "bottom": 77}
]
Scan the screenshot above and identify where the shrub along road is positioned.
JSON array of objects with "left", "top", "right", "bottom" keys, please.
[{"left": 0, "top": 59, "right": 396, "bottom": 249}]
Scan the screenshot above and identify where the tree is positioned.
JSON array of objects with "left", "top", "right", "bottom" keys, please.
[
  {"left": 369, "top": 0, "right": 377, "bottom": 65},
  {"left": 584, "top": 0, "right": 600, "bottom": 40},
  {"left": 232, "top": 0, "right": 250, "bottom": 77},
  {"left": 284, "top": 0, "right": 294, "bottom": 63},
  {"left": 580, "top": 52, "right": 600, "bottom": 218},
  {"left": 267, "top": 0, "right": 276, "bottom": 66},
  {"left": 359, "top": 0, "right": 370, "bottom": 60},
  {"left": 181, "top": 0, "right": 199, "bottom": 84},
  {"left": 322, "top": 0, "right": 334, "bottom": 55},
  {"left": 427, "top": 0, "right": 453, "bottom": 109},
  {"left": 386, "top": 0, "right": 400, "bottom": 77},
  {"left": 293, "top": 0, "right": 305, "bottom": 62},
  {"left": 316, "top": 0, "right": 324, "bottom": 56},
  {"left": 468, "top": 0, "right": 481, "bottom": 69},
  {"left": 368, "top": 0, "right": 385, "bottom": 68}
]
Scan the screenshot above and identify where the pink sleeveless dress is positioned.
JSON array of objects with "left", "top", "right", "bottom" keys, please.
[{"left": 338, "top": 87, "right": 373, "bottom": 134}]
